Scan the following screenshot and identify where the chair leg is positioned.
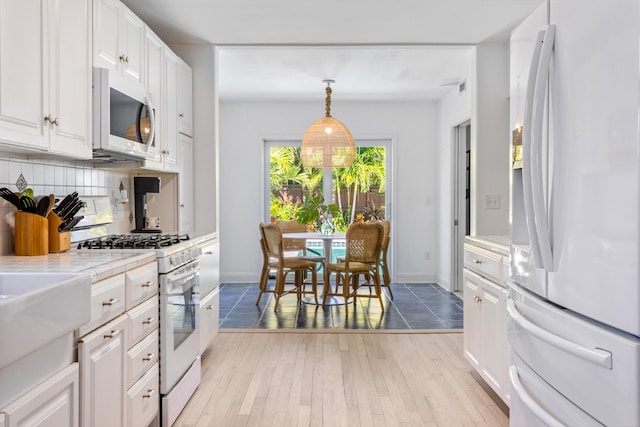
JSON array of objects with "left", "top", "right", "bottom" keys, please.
[
  {"left": 374, "top": 272, "right": 384, "bottom": 312},
  {"left": 311, "top": 268, "right": 318, "bottom": 305},
  {"left": 256, "top": 264, "right": 270, "bottom": 304},
  {"left": 382, "top": 263, "right": 393, "bottom": 300}
]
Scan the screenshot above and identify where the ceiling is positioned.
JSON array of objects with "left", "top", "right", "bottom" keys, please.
[{"left": 122, "top": 0, "right": 542, "bottom": 101}]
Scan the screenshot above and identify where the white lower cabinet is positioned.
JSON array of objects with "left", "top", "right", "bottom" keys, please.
[
  {"left": 79, "top": 314, "right": 128, "bottom": 427},
  {"left": 199, "top": 287, "right": 220, "bottom": 355},
  {"left": 79, "top": 258, "right": 159, "bottom": 427},
  {"left": 463, "top": 239, "right": 509, "bottom": 405},
  {"left": 0, "top": 363, "right": 79, "bottom": 427}
]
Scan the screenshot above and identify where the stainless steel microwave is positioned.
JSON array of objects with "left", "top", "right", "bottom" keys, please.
[{"left": 92, "top": 67, "right": 156, "bottom": 162}]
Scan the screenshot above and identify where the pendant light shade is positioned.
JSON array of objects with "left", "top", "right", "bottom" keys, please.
[{"left": 301, "top": 80, "right": 355, "bottom": 168}]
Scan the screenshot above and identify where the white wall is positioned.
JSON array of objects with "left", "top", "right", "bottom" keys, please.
[
  {"left": 219, "top": 100, "right": 440, "bottom": 283},
  {"left": 471, "top": 42, "right": 511, "bottom": 235},
  {"left": 437, "top": 80, "right": 472, "bottom": 291}
]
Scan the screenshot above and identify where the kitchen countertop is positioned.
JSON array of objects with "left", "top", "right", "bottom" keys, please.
[
  {"left": 0, "top": 251, "right": 156, "bottom": 282},
  {"left": 464, "top": 235, "right": 509, "bottom": 256}
]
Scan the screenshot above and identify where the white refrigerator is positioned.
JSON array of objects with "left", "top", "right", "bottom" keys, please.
[{"left": 508, "top": 1, "right": 640, "bottom": 425}]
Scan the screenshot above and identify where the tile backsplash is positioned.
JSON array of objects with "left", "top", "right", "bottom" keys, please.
[{"left": 0, "top": 155, "right": 137, "bottom": 255}]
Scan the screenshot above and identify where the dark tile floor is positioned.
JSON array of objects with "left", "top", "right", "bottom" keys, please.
[{"left": 218, "top": 282, "right": 464, "bottom": 330}]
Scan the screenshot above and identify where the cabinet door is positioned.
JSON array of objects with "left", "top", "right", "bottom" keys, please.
[
  {"left": 163, "top": 49, "right": 179, "bottom": 172},
  {"left": 1, "top": 363, "right": 79, "bottom": 427},
  {"left": 0, "top": 0, "right": 48, "bottom": 150},
  {"left": 178, "top": 134, "right": 193, "bottom": 234},
  {"left": 479, "top": 279, "right": 506, "bottom": 396},
  {"left": 79, "top": 314, "right": 127, "bottom": 427},
  {"left": 143, "top": 28, "right": 164, "bottom": 168},
  {"left": 199, "top": 288, "right": 219, "bottom": 355},
  {"left": 48, "top": 0, "right": 92, "bottom": 158},
  {"left": 120, "top": 6, "right": 144, "bottom": 87},
  {"left": 463, "top": 271, "right": 482, "bottom": 369},
  {"left": 93, "top": 0, "right": 120, "bottom": 72},
  {"left": 177, "top": 60, "right": 193, "bottom": 137}
]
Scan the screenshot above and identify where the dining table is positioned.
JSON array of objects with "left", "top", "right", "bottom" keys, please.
[{"left": 283, "top": 231, "right": 346, "bottom": 305}]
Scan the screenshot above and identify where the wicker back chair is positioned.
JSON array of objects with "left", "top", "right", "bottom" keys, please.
[
  {"left": 276, "top": 219, "right": 324, "bottom": 271},
  {"left": 323, "top": 221, "right": 384, "bottom": 314},
  {"left": 258, "top": 223, "right": 318, "bottom": 310}
]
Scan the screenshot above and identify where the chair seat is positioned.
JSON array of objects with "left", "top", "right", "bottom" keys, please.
[
  {"left": 326, "top": 261, "right": 373, "bottom": 274},
  {"left": 274, "top": 257, "right": 317, "bottom": 269}
]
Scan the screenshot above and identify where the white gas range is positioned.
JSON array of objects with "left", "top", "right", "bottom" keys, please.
[{"left": 71, "top": 197, "right": 218, "bottom": 427}]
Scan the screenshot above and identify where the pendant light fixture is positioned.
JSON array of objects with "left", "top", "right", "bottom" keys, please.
[{"left": 301, "top": 80, "right": 355, "bottom": 168}]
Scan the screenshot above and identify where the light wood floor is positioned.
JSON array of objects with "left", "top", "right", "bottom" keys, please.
[{"left": 174, "top": 332, "right": 508, "bottom": 427}]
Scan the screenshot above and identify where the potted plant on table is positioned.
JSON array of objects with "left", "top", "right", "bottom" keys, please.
[{"left": 295, "top": 193, "right": 341, "bottom": 234}]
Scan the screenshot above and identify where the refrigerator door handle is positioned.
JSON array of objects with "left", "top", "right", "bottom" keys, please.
[
  {"left": 530, "top": 25, "right": 556, "bottom": 271},
  {"left": 522, "top": 29, "right": 546, "bottom": 269},
  {"left": 508, "top": 366, "right": 565, "bottom": 427},
  {"left": 507, "top": 299, "right": 613, "bottom": 369}
]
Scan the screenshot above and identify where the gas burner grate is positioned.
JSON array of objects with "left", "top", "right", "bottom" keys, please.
[{"left": 77, "top": 233, "right": 190, "bottom": 250}]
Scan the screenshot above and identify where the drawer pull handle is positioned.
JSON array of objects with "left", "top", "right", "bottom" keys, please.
[
  {"left": 103, "top": 330, "right": 121, "bottom": 339},
  {"left": 141, "top": 280, "right": 153, "bottom": 288},
  {"left": 102, "top": 298, "right": 119, "bottom": 306},
  {"left": 142, "top": 389, "right": 155, "bottom": 399},
  {"left": 204, "top": 251, "right": 213, "bottom": 255},
  {"left": 206, "top": 305, "right": 214, "bottom": 310},
  {"left": 142, "top": 353, "right": 155, "bottom": 362},
  {"left": 142, "top": 317, "right": 154, "bottom": 325},
  {"left": 472, "top": 259, "right": 483, "bottom": 264},
  {"left": 474, "top": 295, "right": 482, "bottom": 303}
]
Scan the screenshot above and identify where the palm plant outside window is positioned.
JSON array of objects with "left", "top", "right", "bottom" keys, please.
[{"left": 269, "top": 145, "right": 386, "bottom": 231}]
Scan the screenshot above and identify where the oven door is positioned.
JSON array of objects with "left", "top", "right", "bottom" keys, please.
[{"left": 160, "top": 260, "right": 200, "bottom": 394}]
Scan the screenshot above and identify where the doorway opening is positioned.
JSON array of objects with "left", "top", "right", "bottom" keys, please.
[{"left": 451, "top": 120, "right": 471, "bottom": 293}]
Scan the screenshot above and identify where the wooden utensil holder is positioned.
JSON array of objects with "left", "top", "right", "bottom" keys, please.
[
  {"left": 15, "top": 211, "right": 49, "bottom": 256},
  {"left": 47, "top": 212, "right": 71, "bottom": 253}
]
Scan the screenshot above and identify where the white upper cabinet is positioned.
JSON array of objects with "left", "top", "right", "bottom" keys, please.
[
  {"left": 0, "top": 0, "right": 92, "bottom": 158},
  {"left": 142, "top": 27, "right": 164, "bottom": 170},
  {"left": 93, "top": 0, "right": 144, "bottom": 89},
  {"left": 162, "top": 49, "right": 179, "bottom": 172},
  {"left": 177, "top": 60, "right": 193, "bottom": 137}
]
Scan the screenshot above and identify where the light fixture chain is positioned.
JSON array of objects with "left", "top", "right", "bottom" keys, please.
[{"left": 325, "top": 86, "right": 332, "bottom": 117}]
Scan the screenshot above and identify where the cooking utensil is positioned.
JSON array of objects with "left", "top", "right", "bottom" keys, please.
[
  {"left": 60, "top": 199, "right": 83, "bottom": 222},
  {"left": 0, "top": 188, "right": 20, "bottom": 209},
  {"left": 19, "top": 196, "right": 37, "bottom": 213},
  {"left": 54, "top": 192, "right": 78, "bottom": 215},
  {"left": 58, "top": 215, "right": 84, "bottom": 232},
  {"left": 36, "top": 196, "right": 50, "bottom": 217},
  {"left": 44, "top": 194, "right": 55, "bottom": 218}
]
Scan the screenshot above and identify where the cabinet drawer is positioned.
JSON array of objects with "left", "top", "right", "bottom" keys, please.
[
  {"left": 125, "top": 262, "right": 158, "bottom": 309},
  {"left": 127, "top": 362, "right": 159, "bottom": 427},
  {"left": 464, "top": 244, "right": 503, "bottom": 284},
  {"left": 127, "top": 332, "right": 158, "bottom": 388},
  {"left": 80, "top": 274, "right": 125, "bottom": 336},
  {"left": 127, "top": 297, "right": 159, "bottom": 348}
]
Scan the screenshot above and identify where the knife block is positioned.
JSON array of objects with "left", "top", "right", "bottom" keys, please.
[
  {"left": 15, "top": 212, "right": 49, "bottom": 256},
  {"left": 47, "top": 212, "right": 71, "bottom": 253}
]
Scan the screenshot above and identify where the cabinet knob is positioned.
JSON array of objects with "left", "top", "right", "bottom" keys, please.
[
  {"left": 44, "top": 114, "right": 52, "bottom": 123},
  {"left": 119, "top": 54, "right": 126, "bottom": 63},
  {"left": 179, "top": 113, "right": 184, "bottom": 117},
  {"left": 125, "top": 56, "right": 129, "bottom": 63},
  {"left": 180, "top": 204, "right": 185, "bottom": 208},
  {"left": 103, "top": 329, "right": 121, "bottom": 339},
  {"left": 52, "top": 117, "right": 59, "bottom": 126},
  {"left": 472, "top": 259, "right": 483, "bottom": 264},
  {"left": 102, "top": 297, "right": 119, "bottom": 306},
  {"left": 206, "top": 305, "right": 214, "bottom": 310}
]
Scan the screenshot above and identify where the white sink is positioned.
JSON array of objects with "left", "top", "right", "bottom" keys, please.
[{"left": 0, "top": 273, "right": 91, "bottom": 369}]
